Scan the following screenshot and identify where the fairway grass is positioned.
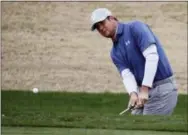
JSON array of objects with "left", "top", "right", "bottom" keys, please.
[
  {"left": 2, "top": 127, "right": 187, "bottom": 135},
  {"left": 1, "top": 91, "right": 187, "bottom": 132}
]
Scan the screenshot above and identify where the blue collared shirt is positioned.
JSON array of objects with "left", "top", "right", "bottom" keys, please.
[{"left": 110, "top": 20, "right": 173, "bottom": 86}]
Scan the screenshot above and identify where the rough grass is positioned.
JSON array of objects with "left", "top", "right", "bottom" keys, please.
[
  {"left": 1, "top": 90, "right": 187, "bottom": 132},
  {"left": 1, "top": 2, "right": 187, "bottom": 93}
]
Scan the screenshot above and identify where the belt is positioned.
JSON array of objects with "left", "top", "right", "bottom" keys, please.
[{"left": 153, "top": 76, "right": 175, "bottom": 88}]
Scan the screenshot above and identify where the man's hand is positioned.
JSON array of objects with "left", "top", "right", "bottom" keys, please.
[
  {"left": 129, "top": 92, "right": 139, "bottom": 108},
  {"left": 136, "top": 86, "right": 149, "bottom": 108}
]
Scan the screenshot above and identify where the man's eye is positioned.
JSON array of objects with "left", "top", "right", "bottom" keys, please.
[{"left": 101, "top": 21, "right": 105, "bottom": 25}]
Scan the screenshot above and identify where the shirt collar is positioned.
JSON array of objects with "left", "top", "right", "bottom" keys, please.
[{"left": 113, "top": 22, "right": 124, "bottom": 43}]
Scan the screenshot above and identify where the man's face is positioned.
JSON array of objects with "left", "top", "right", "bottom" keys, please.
[{"left": 95, "top": 17, "right": 115, "bottom": 38}]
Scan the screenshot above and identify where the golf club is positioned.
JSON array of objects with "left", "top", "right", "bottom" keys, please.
[{"left": 119, "top": 105, "right": 135, "bottom": 115}]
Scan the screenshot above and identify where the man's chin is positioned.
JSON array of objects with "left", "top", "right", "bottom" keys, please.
[
  {"left": 100, "top": 32, "right": 111, "bottom": 38},
  {"left": 103, "top": 34, "right": 111, "bottom": 38}
]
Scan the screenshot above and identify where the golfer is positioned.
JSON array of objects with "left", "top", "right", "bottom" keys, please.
[{"left": 90, "top": 8, "right": 178, "bottom": 115}]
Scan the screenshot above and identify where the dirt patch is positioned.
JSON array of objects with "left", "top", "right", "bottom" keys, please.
[{"left": 1, "top": 2, "right": 187, "bottom": 94}]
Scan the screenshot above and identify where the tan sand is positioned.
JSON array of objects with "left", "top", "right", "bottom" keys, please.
[{"left": 1, "top": 2, "right": 187, "bottom": 94}]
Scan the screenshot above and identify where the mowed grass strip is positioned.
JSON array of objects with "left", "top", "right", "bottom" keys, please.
[
  {"left": 1, "top": 90, "right": 187, "bottom": 132},
  {"left": 2, "top": 127, "right": 188, "bottom": 135}
]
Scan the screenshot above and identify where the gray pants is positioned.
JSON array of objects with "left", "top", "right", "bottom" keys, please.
[{"left": 132, "top": 76, "right": 178, "bottom": 115}]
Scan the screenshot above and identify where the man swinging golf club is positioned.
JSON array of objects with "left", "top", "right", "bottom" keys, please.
[{"left": 90, "top": 8, "right": 178, "bottom": 115}]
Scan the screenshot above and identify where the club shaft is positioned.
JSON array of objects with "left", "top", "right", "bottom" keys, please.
[{"left": 119, "top": 108, "right": 130, "bottom": 115}]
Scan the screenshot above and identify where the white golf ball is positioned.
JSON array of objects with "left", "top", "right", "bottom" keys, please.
[{"left": 32, "top": 88, "right": 39, "bottom": 93}]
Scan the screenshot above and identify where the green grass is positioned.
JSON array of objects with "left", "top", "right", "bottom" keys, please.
[
  {"left": 2, "top": 127, "right": 187, "bottom": 135},
  {"left": 1, "top": 90, "right": 187, "bottom": 132}
]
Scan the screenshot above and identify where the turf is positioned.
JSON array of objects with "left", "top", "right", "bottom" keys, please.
[
  {"left": 2, "top": 127, "right": 187, "bottom": 135},
  {"left": 1, "top": 90, "right": 187, "bottom": 132}
]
